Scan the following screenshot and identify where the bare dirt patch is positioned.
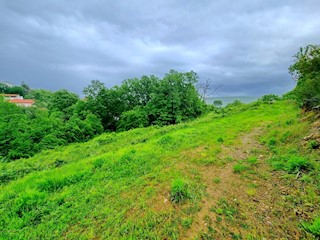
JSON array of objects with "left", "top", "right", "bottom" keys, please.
[{"left": 181, "top": 127, "right": 313, "bottom": 239}]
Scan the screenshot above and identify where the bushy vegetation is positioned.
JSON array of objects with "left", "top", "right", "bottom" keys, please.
[
  {"left": 0, "top": 70, "right": 205, "bottom": 160},
  {"left": 289, "top": 44, "right": 320, "bottom": 110},
  {"left": 81, "top": 70, "right": 205, "bottom": 131},
  {"left": 0, "top": 97, "right": 103, "bottom": 160},
  {"left": 0, "top": 81, "right": 30, "bottom": 97}
]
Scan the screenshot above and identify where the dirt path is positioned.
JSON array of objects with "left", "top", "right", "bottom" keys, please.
[
  {"left": 181, "top": 128, "right": 264, "bottom": 239},
  {"left": 181, "top": 127, "right": 308, "bottom": 239}
]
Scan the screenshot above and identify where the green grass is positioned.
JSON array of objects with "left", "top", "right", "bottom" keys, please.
[
  {"left": 233, "top": 163, "right": 248, "bottom": 173},
  {"left": 0, "top": 100, "right": 319, "bottom": 239},
  {"left": 303, "top": 217, "right": 320, "bottom": 237}
]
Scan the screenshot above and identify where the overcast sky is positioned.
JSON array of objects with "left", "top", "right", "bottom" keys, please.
[{"left": 0, "top": 1, "right": 319, "bottom": 96}]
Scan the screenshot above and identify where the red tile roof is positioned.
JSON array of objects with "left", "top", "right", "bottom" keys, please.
[{"left": 9, "top": 99, "right": 35, "bottom": 104}]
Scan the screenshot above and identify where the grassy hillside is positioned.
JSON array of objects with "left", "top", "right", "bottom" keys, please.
[{"left": 1, "top": 100, "right": 319, "bottom": 239}]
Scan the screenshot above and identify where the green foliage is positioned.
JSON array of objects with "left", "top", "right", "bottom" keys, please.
[
  {"left": 117, "top": 107, "right": 149, "bottom": 131},
  {"left": 0, "top": 97, "right": 103, "bottom": 160},
  {"left": 146, "top": 70, "right": 205, "bottom": 125},
  {"left": 25, "top": 89, "right": 53, "bottom": 108},
  {"left": 289, "top": 45, "right": 320, "bottom": 110},
  {"left": 0, "top": 83, "right": 9, "bottom": 93},
  {"left": 82, "top": 70, "right": 204, "bottom": 131},
  {"left": 302, "top": 217, "right": 320, "bottom": 237},
  {"left": 170, "top": 178, "right": 190, "bottom": 203},
  {"left": 48, "top": 89, "right": 79, "bottom": 115},
  {"left": 213, "top": 100, "right": 223, "bottom": 108},
  {"left": 5, "top": 86, "right": 28, "bottom": 97}
]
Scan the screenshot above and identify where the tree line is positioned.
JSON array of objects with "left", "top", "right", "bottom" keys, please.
[{"left": 0, "top": 70, "right": 205, "bottom": 160}]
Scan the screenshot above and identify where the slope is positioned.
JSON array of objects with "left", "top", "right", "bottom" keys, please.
[{"left": 0, "top": 100, "right": 319, "bottom": 239}]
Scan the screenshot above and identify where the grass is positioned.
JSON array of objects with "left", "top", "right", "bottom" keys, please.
[
  {"left": 0, "top": 100, "right": 319, "bottom": 239},
  {"left": 303, "top": 217, "right": 320, "bottom": 237},
  {"left": 233, "top": 163, "right": 248, "bottom": 173}
]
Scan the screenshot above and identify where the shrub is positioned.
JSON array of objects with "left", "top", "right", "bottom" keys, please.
[{"left": 170, "top": 178, "right": 190, "bottom": 203}]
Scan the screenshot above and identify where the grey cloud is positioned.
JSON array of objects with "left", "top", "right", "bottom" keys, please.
[{"left": 0, "top": 0, "right": 319, "bottom": 96}]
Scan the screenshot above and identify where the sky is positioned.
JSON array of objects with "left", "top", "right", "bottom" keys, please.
[{"left": 0, "top": 1, "right": 319, "bottom": 97}]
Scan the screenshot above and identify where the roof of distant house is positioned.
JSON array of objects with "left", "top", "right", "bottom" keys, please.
[
  {"left": 0, "top": 94, "right": 20, "bottom": 97},
  {"left": 9, "top": 99, "right": 35, "bottom": 104}
]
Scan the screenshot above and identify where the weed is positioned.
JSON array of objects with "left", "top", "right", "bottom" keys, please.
[
  {"left": 170, "top": 178, "right": 190, "bottom": 203},
  {"left": 181, "top": 218, "right": 193, "bottom": 229},
  {"left": 212, "top": 178, "right": 221, "bottom": 183},
  {"left": 246, "top": 189, "right": 256, "bottom": 196}
]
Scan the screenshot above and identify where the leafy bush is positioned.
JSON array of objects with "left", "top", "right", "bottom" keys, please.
[
  {"left": 289, "top": 45, "right": 320, "bottom": 110},
  {"left": 170, "top": 178, "right": 190, "bottom": 203},
  {"left": 117, "top": 107, "right": 149, "bottom": 131}
]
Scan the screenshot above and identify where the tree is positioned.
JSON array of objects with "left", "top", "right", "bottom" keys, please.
[
  {"left": 25, "top": 89, "right": 53, "bottom": 108},
  {"left": 289, "top": 45, "right": 320, "bottom": 110},
  {"left": 196, "top": 77, "right": 223, "bottom": 102},
  {"left": 0, "top": 83, "right": 8, "bottom": 93},
  {"left": 213, "top": 100, "right": 223, "bottom": 108},
  {"left": 5, "top": 86, "right": 28, "bottom": 97},
  {"left": 83, "top": 80, "right": 106, "bottom": 100},
  {"left": 48, "top": 89, "right": 79, "bottom": 115},
  {"left": 146, "top": 70, "right": 204, "bottom": 125}
]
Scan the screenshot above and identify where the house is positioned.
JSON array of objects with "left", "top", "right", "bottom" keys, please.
[
  {"left": 0, "top": 93, "right": 35, "bottom": 107},
  {"left": 9, "top": 99, "right": 35, "bottom": 107},
  {"left": 0, "top": 94, "right": 24, "bottom": 100}
]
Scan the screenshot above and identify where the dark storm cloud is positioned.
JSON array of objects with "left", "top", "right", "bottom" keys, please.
[{"left": 0, "top": 0, "right": 319, "bottom": 96}]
